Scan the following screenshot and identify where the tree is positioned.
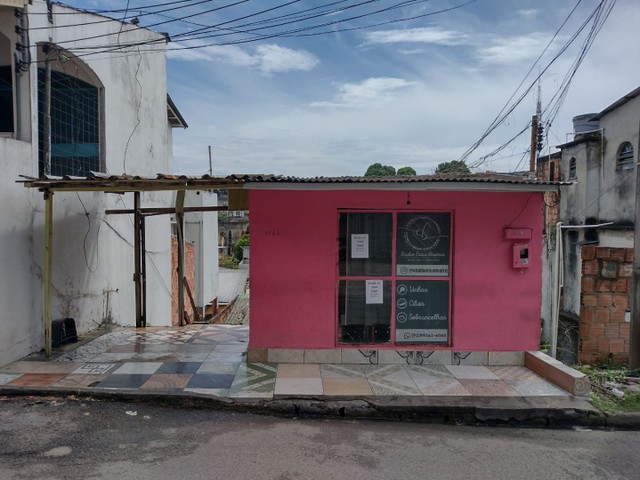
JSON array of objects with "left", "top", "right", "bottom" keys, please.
[
  {"left": 234, "top": 232, "right": 250, "bottom": 262},
  {"left": 435, "top": 160, "right": 470, "bottom": 175},
  {"left": 397, "top": 166, "right": 417, "bottom": 176},
  {"left": 364, "top": 163, "right": 396, "bottom": 176}
]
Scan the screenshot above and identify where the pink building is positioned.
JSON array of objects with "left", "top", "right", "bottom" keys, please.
[{"left": 243, "top": 174, "right": 560, "bottom": 365}]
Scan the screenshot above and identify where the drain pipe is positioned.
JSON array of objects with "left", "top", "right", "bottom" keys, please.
[
  {"left": 550, "top": 221, "right": 614, "bottom": 359},
  {"left": 551, "top": 222, "right": 563, "bottom": 359}
]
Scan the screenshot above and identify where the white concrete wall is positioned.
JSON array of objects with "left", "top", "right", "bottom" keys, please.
[
  {"left": 0, "top": 2, "right": 176, "bottom": 365},
  {"left": 185, "top": 191, "right": 219, "bottom": 312},
  {"left": 0, "top": 138, "right": 42, "bottom": 367},
  {"left": 598, "top": 96, "right": 639, "bottom": 224}
]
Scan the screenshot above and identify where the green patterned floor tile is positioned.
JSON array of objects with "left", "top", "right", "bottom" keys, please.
[{"left": 228, "top": 362, "right": 277, "bottom": 396}]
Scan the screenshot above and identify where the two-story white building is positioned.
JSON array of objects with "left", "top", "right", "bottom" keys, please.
[
  {"left": 0, "top": 1, "right": 217, "bottom": 366},
  {"left": 541, "top": 86, "right": 639, "bottom": 365}
]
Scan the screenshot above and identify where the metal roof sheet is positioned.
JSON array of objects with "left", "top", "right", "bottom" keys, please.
[
  {"left": 18, "top": 172, "right": 569, "bottom": 192},
  {"left": 229, "top": 172, "right": 566, "bottom": 186}
]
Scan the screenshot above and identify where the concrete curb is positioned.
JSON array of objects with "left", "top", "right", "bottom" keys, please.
[{"left": 3, "top": 385, "right": 638, "bottom": 429}]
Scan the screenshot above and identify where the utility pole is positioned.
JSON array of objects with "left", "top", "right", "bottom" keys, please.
[
  {"left": 208, "top": 145, "right": 213, "bottom": 176},
  {"left": 530, "top": 83, "right": 543, "bottom": 174},
  {"left": 529, "top": 115, "right": 538, "bottom": 173}
]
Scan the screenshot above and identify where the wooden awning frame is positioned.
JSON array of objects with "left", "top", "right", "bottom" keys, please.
[{"left": 19, "top": 175, "right": 249, "bottom": 356}]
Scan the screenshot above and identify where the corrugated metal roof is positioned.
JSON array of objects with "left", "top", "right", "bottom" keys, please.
[
  {"left": 229, "top": 172, "right": 566, "bottom": 186},
  {"left": 18, "top": 172, "right": 569, "bottom": 192}
]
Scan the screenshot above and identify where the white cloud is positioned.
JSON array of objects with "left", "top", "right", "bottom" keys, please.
[
  {"left": 254, "top": 44, "right": 319, "bottom": 75},
  {"left": 518, "top": 9, "right": 540, "bottom": 18},
  {"left": 364, "top": 27, "right": 468, "bottom": 46},
  {"left": 477, "top": 34, "right": 556, "bottom": 64},
  {"left": 311, "top": 77, "right": 416, "bottom": 108},
  {"left": 167, "top": 42, "right": 318, "bottom": 74}
]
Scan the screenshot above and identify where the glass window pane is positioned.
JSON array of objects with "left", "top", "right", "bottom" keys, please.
[
  {"left": 338, "top": 280, "right": 391, "bottom": 344},
  {"left": 396, "top": 212, "right": 451, "bottom": 277},
  {"left": 338, "top": 212, "right": 392, "bottom": 277}
]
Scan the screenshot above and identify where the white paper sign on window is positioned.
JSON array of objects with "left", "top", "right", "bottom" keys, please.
[
  {"left": 351, "top": 233, "right": 369, "bottom": 259},
  {"left": 366, "top": 279, "right": 383, "bottom": 304}
]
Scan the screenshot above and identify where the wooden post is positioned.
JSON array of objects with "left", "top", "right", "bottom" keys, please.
[
  {"left": 176, "top": 190, "right": 185, "bottom": 326},
  {"left": 43, "top": 190, "right": 54, "bottom": 356},
  {"left": 140, "top": 214, "right": 147, "bottom": 328},
  {"left": 134, "top": 192, "right": 142, "bottom": 328}
]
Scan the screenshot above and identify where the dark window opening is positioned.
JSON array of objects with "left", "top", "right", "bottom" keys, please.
[
  {"left": 569, "top": 157, "right": 577, "bottom": 180},
  {"left": 38, "top": 68, "right": 100, "bottom": 176},
  {"left": 0, "top": 65, "right": 12, "bottom": 133}
]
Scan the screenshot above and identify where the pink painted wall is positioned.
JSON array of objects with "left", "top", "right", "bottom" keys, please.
[{"left": 249, "top": 189, "right": 543, "bottom": 351}]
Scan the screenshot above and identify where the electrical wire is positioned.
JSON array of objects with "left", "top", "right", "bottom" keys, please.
[
  {"left": 464, "top": 0, "right": 614, "bottom": 170},
  {"left": 25, "top": 0, "right": 199, "bottom": 16},
  {"left": 76, "top": 192, "right": 100, "bottom": 273},
  {"left": 25, "top": 0, "right": 472, "bottom": 60},
  {"left": 461, "top": 0, "right": 589, "bottom": 167},
  {"left": 27, "top": 0, "right": 216, "bottom": 30}
]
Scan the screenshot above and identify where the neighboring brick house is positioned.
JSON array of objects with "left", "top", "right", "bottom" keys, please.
[
  {"left": 542, "top": 86, "right": 639, "bottom": 365},
  {"left": 578, "top": 246, "right": 632, "bottom": 364}
]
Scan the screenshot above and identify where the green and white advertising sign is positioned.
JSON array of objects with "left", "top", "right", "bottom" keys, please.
[{"left": 394, "top": 280, "right": 449, "bottom": 344}]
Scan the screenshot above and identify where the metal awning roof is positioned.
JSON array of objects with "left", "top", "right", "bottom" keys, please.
[{"left": 19, "top": 172, "right": 568, "bottom": 193}]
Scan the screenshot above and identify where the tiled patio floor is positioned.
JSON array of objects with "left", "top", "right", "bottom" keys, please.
[{"left": 0, "top": 325, "right": 570, "bottom": 399}]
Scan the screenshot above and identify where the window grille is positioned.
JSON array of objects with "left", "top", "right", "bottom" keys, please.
[
  {"left": 617, "top": 142, "right": 634, "bottom": 172},
  {"left": 38, "top": 68, "right": 101, "bottom": 176},
  {"left": 568, "top": 157, "right": 577, "bottom": 180}
]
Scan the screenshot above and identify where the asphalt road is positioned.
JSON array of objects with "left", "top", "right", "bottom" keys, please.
[{"left": 0, "top": 397, "right": 638, "bottom": 480}]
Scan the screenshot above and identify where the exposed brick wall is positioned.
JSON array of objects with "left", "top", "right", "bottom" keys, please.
[
  {"left": 579, "top": 245, "right": 633, "bottom": 365},
  {"left": 536, "top": 157, "right": 559, "bottom": 233},
  {"left": 171, "top": 236, "right": 197, "bottom": 325}
]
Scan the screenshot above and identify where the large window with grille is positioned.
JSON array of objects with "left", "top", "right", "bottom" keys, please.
[
  {"left": 38, "top": 68, "right": 101, "bottom": 176},
  {"left": 337, "top": 210, "right": 452, "bottom": 346}
]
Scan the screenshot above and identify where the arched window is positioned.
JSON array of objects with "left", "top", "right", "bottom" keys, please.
[
  {"left": 37, "top": 46, "right": 103, "bottom": 176},
  {"left": 617, "top": 142, "right": 634, "bottom": 171},
  {"left": 569, "top": 157, "right": 577, "bottom": 180}
]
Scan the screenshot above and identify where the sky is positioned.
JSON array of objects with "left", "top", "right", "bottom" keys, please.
[{"left": 81, "top": 0, "right": 639, "bottom": 177}]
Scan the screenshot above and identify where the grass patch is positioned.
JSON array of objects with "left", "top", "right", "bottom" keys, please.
[
  {"left": 219, "top": 256, "right": 239, "bottom": 269},
  {"left": 576, "top": 364, "right": 640, "bottom": 413}
]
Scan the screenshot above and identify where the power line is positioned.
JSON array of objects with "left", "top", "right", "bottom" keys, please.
[
  {"left": 27, "top": 0, "right": 217, "bottom": 30},
  {"left": 461, "top": 0, "right": 587, "bottom": 166},
  {"left": 464, "top": 0, "right": 614, "bottom": 170},
  {"left": 28, "top": 0, "right": 476, "bottom": 62}
]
